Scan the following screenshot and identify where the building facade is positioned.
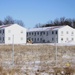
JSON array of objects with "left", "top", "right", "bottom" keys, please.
[
  {"left": 27, "top": 25, "right": 75, "bottom": 43},
  {"left": 0, "top": 24, "right": 26, "bottom": 44}
]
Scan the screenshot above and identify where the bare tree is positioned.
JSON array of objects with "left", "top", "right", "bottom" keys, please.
[
  {"left": 15, "top": 20, "right": 24, "bottom": 27},
  {"left": 0, "top": 20, "right": 3, "bottom": 25},
  {"left": 4, "top": 16, "right": 15, "bottom": 25}
]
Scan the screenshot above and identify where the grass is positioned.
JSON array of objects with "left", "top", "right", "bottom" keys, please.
[{"left": 0, "top": 44, "right": 75, "bottom": 74}]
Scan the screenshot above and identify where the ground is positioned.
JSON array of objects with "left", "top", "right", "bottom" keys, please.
[{"left": 0, "top": 44, "right": 75, "bottom": 75}]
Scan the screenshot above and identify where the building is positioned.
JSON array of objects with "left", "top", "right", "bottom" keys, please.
[
  {"left": 27, "top": 25, "right": 75, "bottom": 43},
  {"left": 0, "top": 24, "right": 26, "bottom": 44}
]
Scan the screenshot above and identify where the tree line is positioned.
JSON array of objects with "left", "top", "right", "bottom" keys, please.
[
  {"left": 0, "top": 16, "right": 24, "bottom": 27},
  {"left": 35, "top": 17, "right": 75, "bottom": 28}
]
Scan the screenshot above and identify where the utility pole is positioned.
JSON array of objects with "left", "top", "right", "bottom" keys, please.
[
  {"left": 55, "top": 35, "right": 57, "bottom": 66},
  {"left": 12, "top": 35, "right": 14, "bottom": 67}
]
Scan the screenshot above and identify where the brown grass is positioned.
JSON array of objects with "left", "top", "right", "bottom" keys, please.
[{"left": 0, "top": 44, "right": 75, "bottom": 75}]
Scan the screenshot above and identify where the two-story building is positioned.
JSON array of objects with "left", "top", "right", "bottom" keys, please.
[
  {"left": 0, "top": 24, "right": 26, "bottom": 44},
  {"left": 27, "top": 25, "right": 75, "bottom": 43}
]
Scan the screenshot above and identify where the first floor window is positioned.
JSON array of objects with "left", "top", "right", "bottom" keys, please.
[
  {"left": 40, "top": 38, "right": 42, "bottom": 41},
  {"left": 3, "top": 37, "right": 4, "bottom": 41},
  {"left": 37, "top": 38, "right": 39, "bottom": 41},
  {"left": 72, "top": 38, "right": 74, "bottom": 41},
  {"left": 21, "top": 37, "right": 23, "bottom": 40},
  {"left": 66, "top": 38, "right": 68, "bottom": 41},
  {"left": 61, "top": 38, "right": 63, "bottom": 41},
  {"left": 52, "top": 38, "right": 54, "bottom": 41},
  {"left": 35, "top": 38, "right": 36, "bottom": 41},
  {"left": 8, "top": 37, "right": 10, "bottom": 40},
  {"left": 32, "top": 38, "right": 33, "bottom": 41},
  {"left": 0, "top": 37, "right": 1, "bottom": 40}
]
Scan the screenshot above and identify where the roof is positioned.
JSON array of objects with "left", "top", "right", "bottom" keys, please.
[
  {"left": 0, "top": 24, "right": 25, "bottom": 29},
  {"left": 0, "top": 25, "right": 11, "bottom": 29},
  {"left": 27, "top": 25, "right": 66, "bottom": 32}
]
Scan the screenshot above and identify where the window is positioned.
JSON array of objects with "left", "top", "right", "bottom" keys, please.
[
  {"left": 72, "top": 32, "right": 73, "bottom": 34},
  {"left": 61, "top": 38, "right": 63, "bottom": 41},
  {"left": 43, "top": 32, "right": 45, "bottom": 35},
  {"left": 37, "top": 38, "right": 39, "bottom": 41},
  {"left": 40, "top": 32, "right": 42, "bottom": 36},
  {"left": 34, "top": 32, "right": 36, "bottom": 36},
  {"left": 0, "top": 37, "right": 1, "bottom": 40},
  {"left": 46, "top": 31, "right": 48, "bottom": 36},
  {"left": 56, "top": 31, "right": 57, "bottom": 34},
  {"left": 35, "top": 38, "right": 36, "bottom": 41},
  {"left": 52, "top": 31, "right": 54, "bottom": 34},
  {"left": 66, "top": 31, "right": 68, "bottom": 34},
  {"left": 52, "top": 38, "right": 54, "bottom": 41},
  {"left": 40, "top": 38, "right": 42, "bottom": 41},
  {"left": 27, "top": 33, "right": 28, "bottom": 36},
  {"left": 66, "top": 38, "right": 68, "bottom": 41},
  {"left": 71, "top": 32, "right": 74, "bottom": 35},
  {"left": 61, "top": 31, "right": 63, "bottom": 34},
  {"left": 8, "top": 37, "right": 10, "bottom": 40},
  {"left": 72, "top": 38, "right": 74, "bottom": 41},
  {"left": 3, "top": 37, "right": 4, "bottom": 41},
  {"left": 8, "top": 30, "right": 11, "bottom": 33},
  {"left": 32, "top": 32, "right": 33, "bottom": 35},
  {"left": 21, "top": 30, "right": 23, "bottom": 33},
  {"left": 29, "top": 32, "right": 31, "bottom": 35},
  {"left": 32, "top": 38, "right": 33, "bottom": 41},
  {"left": 37, "top": 32, "right": 39, "bottom": 35},
  {"left": 3, "top": 30, "right": 4, "bottom": 34},
  {"left": 0, "top": 30, "right": 1, "bottom": 33},
  {"left": 21, "top": 37, "right": 23, "bottom": 40}
]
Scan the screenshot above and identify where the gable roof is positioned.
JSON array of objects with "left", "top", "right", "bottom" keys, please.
[
  {"left": 27, "top": 25, "right": 67, "bottom": 32},
  {"left": 0, "top": 24, "right": 25, "bottom": 29},
  {"left": 0, "top": 25, "right": 11, "bottom": 29}
]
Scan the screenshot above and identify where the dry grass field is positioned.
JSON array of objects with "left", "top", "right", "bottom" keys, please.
[{"left": 0, "top": 44, "right": 75, "bottom": 75}]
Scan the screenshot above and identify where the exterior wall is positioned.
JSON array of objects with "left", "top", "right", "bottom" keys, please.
[
  {"left": 58, "top": 26, "right": 75, "bottom": 43},
  {"left": 47, "top": 30, "right": 58, "bottom": 43},
  {"left": 5, "top": 24, "right": 26, "bottom": 44},
  {"left": 0, "top": 29, "right": 5, "bottom": 43},
  {"left": 27, "top": 31, "right": 48, "bottom": 43},
  {"left": 27, "top": 30, "right": 58, "bottom": 43}
]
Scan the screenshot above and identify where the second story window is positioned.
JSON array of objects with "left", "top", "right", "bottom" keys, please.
[
  {"left": 40, "top": 32, "right": 42, "bottom": 36},
  {"left": 34, "top": 32, "right": 36, "bottom": 36},
  {"left": 52, "top": 31, "right": 54, "bottom": 34},
  {"left": 21, "top": 30, "right": 23, "bottom": 33},
  {"left": 0, "top": 30, "right": 1, "bottom": 33},
  {"left": 37, "top": 32, "right": 39, "bottom": 35},
  {"left": 71, "top": 32, "right": 74, "bottom": 35},
  {"left": 46, "top": 31, "right": 48, "bottom": 36},
  {"left": 43, "top": 32, "right": 45, "bottom": 35},
  {"left": 56, "top": 31, "right": 57, "bottom": 34},
  {"left": 27, "top": 33, "right": 28, "bottom": 36},
  {"left": 66, "top": 31, "right": 68, "bottom": 34},
  {"left": 61, "top": 31, "right": 63, "bottom": 34},
  {"left": 29, "top": 32, "right": 31, "bottom": 35},
  {"left": 32, "top": 32, "right": 33, "bottom": 35}
]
